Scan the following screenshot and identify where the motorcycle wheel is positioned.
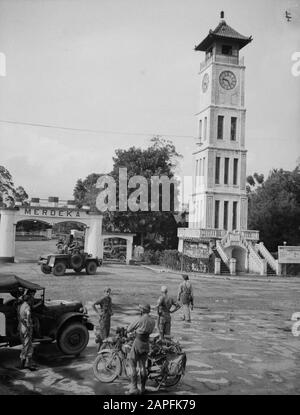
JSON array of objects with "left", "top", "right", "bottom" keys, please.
[
  {"left": 155, "top": 374, "right": 182, "bottom": 388},
  {"left": 93, "top": 351, "right": 121, "bottom": 383}
]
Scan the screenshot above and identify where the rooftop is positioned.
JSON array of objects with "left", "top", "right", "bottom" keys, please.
[{"left": 195, "top": 13, "right": 252, "bottom": 51}]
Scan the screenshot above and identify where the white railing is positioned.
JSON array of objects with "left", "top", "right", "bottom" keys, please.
[
  {"left": 216, "top": 241, "right": 230, "bottom": 265},
  {"left": 178, "top": 228, "right": 227, "bottom": 239},
  {"left": 256, "top": 242, "right": 279, "bottom": 274},
  {"left": 241, "top": 230, "right": 260, "bottom": 241},
  {"left": 200, "top": 55, "right": 244, "bottom": 71}
]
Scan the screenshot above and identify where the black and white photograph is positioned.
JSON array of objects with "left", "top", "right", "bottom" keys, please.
[{"left": 0, "top": 0, "right": 300, "bottom": 402}]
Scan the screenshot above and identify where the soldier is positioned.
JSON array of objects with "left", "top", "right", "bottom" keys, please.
[
  {"left": 177, "top": 274, "right": 194, "bottom": 322},
  {"left": 156, "top": 285, "right": 180, "bottom": 339},
  {"left": 17, "top": 292, "right": 37, "bottom": 371},
  {"left": 126, "top": 304, "right": 155, "bottom": 395},
  {"left": 93, "top": 288, "right": 113, "bottom": 350}
]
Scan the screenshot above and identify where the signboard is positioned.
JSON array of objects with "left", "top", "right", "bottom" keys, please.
[
  {"left": 183, "top": 241, "right": 209, "bottom": 259},
  {"left": 278, "top": 246, "right": 300, "bottom": 264},
  {"left": 20, "top": 207, "right": 82, "bottom": 219}
]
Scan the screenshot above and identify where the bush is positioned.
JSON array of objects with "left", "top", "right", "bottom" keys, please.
[
  {"left": 160, "top": 250, "right": 208, "bottom": 273},
  {"left": 142, "top": 250, "right": 162, "bottom": 265}
]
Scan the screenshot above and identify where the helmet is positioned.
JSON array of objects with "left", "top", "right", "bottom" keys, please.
[
  {"left": 161, "top": 285, "right": 168, "bottom": 293},
  {"left": 139, "top": 303, "right": 151, "bottom": 313}
]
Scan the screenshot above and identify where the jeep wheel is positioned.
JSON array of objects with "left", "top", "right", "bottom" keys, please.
[
  {"left": 70, "top": 253, "right": 84, "bottom": 269},
  {"left": 57, "top": 322, "right": 89, "bottom": 355},
  {"left": 41, "top": 264, "right": 51, "bottom": 274},
  {"left": 53, "top": 262, "right": 66, "bottom": 276},
  {"left": 86, "top": 261, "right": 97, "bottom": 275}
]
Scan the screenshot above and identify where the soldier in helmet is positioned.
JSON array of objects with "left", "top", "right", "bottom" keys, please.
[
  {"left": 156, "top": 285, "right": 180, "bottom": 339},
  {"left": 126, "top": 303, "right": 155, "bottom": 395}
]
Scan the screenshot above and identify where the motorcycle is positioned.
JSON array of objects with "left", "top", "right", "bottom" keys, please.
[{"left": 93, "top": 327, "right": 186, "bottom": 390}]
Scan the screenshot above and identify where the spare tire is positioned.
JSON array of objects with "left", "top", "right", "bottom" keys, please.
[{"left": 70, "top": 253, "right": 83, "bottom": 269}]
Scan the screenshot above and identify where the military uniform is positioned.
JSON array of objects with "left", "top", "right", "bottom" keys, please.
[
  {"left": 177, "top": 280, "right": 194, "bottom": 322},
  {"left": 127, "top": 305, "right": 155, "bottom": 395},
  {"left": 157, "top": 295, "right": 179, "bottom": 337},
  {"left": 17, "top": 300, "right": 34, "bottom": 368},
  {"left": 94, "top": 296, "right": 112, "bottom": 347}
]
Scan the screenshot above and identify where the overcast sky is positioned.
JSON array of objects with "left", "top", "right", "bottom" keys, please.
[{"left": 0, "top": 0, "right": 299, "bottom": 200}]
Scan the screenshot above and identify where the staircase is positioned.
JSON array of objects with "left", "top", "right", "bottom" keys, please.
[
  {"left": 255, "top": 242, "right": 279, "bottom": 276},
  {"left": 256, "top": 249, "right": 276, "bottom": 276},
  {"left": 212, "top": 247, "right": 230, "bottom": 274}
]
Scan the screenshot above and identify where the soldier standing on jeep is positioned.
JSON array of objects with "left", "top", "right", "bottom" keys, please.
[{"left": 93, "top": 288, "right": 113, "bottom": 350}]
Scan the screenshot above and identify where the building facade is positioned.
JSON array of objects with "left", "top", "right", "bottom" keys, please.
[{"left": 178, "top": 13, "right": 280, "bottom": 275}]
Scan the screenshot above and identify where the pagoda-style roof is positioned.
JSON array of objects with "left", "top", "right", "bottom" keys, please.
[{"left": 195, "top": 18, "right": 252, "bottom": 51}]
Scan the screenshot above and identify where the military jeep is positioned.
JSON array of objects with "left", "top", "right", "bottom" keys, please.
[
  {"left": 39, "top": 252, "right": 102, "bottom": 276},
  {"left": 0, "top": 274, "right": 93, "bottom": 355}
]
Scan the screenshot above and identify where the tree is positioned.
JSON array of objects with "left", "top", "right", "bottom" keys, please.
[
  {"left": 108, "top": 137, "right": 182, "bottom": 248},
  {"left": 15, "top": 186, "right": 29, "bottom": 204},
  {"left": 248, "top": 164, "right": 300, "bottom": 251},
  {"left": 73, "top": 173, "right": 102, "bottom": 209},
  {"left": 73, "top": 137, "right": 182, "bottom": 249},
  {"left": 0, "top": 166, "right": 29, "bottom": 207}
]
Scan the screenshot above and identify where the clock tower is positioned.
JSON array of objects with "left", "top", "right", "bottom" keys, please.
[
  {"left": 191, "top": 11, "right": 252, "bottom": 231},
  {"left": 178, "top": 13, "right": 279, "bottom": 275}
]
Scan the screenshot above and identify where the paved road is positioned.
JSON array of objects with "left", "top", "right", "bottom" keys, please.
[{"left": 1, "top": 252, "right": 300, "bottom": 395}]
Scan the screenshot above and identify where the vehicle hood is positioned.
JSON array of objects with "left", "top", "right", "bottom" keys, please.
[{"left": 44, "top": 299, "right": 84, "bottom": 315}]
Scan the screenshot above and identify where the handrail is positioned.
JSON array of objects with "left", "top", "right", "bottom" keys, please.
[
  {"left": 241, "top": 234, "right": 264, "bottom": 271},
  {"left": 257, "top": 242, "right": 278, "bottom": 273},
  {"left": 216, "top": 241, "right": 230, "bottom": 265}
]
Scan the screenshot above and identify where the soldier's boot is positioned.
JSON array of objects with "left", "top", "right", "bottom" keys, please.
[
  {"left": 140, "top": 374, "right": 147, "bottom": 395},
  {"left": 125, "top": 374, "right": 139, "bottom": 395},
  {"left": 25, "top": 358, "right": 38, "bottom": 371}
]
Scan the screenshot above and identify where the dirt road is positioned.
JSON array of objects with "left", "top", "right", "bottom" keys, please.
[{"left": 1, "top": 247, "right": 300, "bottom": 395}]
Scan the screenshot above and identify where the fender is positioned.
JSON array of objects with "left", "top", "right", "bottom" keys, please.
[{"left": 55, "top": 312, "right": 92, "bottom": 336}]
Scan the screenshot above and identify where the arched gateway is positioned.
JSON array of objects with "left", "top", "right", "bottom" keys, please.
[{"left": 0, "top": 202, "right": 103, "bottom": 263}]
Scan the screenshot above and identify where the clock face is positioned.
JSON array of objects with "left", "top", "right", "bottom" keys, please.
[
  {"left": 219, "top": 70, "right": 237, "bottom": 90},
  {"left": 202, "top": 73, "right": 209, "bottom": 93}
]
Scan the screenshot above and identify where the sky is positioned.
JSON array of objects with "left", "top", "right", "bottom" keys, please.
[{"left": 0, "top": 0, "right": 299, "bottom": 201}]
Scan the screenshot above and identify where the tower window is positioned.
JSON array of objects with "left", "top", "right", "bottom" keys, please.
[
  {"left": 217, "top": 116, "right": 224, "bottom": 139},
  {"left": 215, "top": 157, "right": 220, "bottom": 184},
  {"left": 224, "top": 158, "right": 229, "bottom": 185},
  {"left": 199, "top": 119, "right": 202, "bottom": 140},
  {"left": 231, "top": 117, "right": 237, "bottom": 141},
  {"left": 223, "top": 201, "right": 228, "bottom": 230},
  {"left": 233, "top": 158, "right": 239, "bottom": 185},
  {"left": 232, "top": 201, "right": 238, "bottom": 230},
  {"left": 199, "top": 158, "right": 202, "bottom": 176},
  {"left": 204, "top": 117, "right": 207, "bottom": 140},
  {"left": 215, "top": 200, "right": 220, "bottom": 228},
  {"left": 222, "top": 45, "right": 233, "bottom": 55},
  {"left": 203, "top": 157, "right": 206, "bottom": 179},
  {"left": 206, "top": 47, "right": 213, "bottom": 60}
]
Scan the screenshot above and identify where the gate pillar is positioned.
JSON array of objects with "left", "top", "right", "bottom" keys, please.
[
  {"left": 0, "top": 208, "right": 16, "bottom": 263},
  {"left": 85, "top": 214, "right": 103, "bottom": 258}
]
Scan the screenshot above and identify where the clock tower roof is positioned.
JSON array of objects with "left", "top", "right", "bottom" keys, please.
[{"left": 195, "top": 12, "right": 252, "bottom": 52}]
